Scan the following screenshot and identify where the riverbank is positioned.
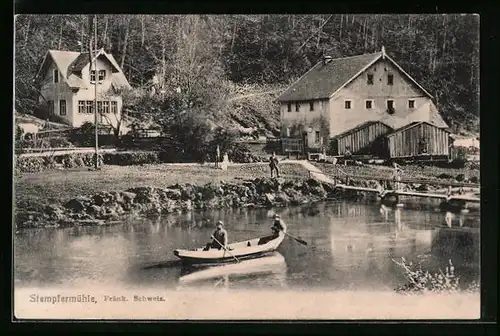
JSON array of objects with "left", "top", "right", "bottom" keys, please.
[
  {"left": 14, "top": 163, "right": 314, "bottom": 229},
  {"left": 14, "top": 162, "right": 480, "bottom": 230}
]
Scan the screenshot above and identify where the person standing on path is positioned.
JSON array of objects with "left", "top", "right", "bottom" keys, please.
[
  {"left": 215, "top": 145, "right": 220, "bottom": 169},
  {"left": 269, "top": 152, "right": 280, "bottom": 178},
  {"left": 392, "top": 161, "right": 403, "bottom": 191},
  {"left": 221, "top": 152, "right": 229, "bottom": 171}
]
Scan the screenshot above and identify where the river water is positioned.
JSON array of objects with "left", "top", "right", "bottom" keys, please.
[{"left": 14, "top": 201, "right": 480, "bottom": 292}]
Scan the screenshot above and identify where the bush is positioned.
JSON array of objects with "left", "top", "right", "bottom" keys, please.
[
  {"left": 227, "top": 142, "right": 262, "bottom": 163},
  {"left": 450, "top": 158, "right": 467, "bottom": 169},
  {"left": 103, "top": 152, "right": 160, "bottom": 166},
  {"left": 16, "top": 156, "right": 57, "bottom": 173},
  {"left": 47, "top": 137, "right": 74, "bottom": 148},
  {"left": 16, "top": 152, "right": 101, "bottom": 173},
  {"left": 393, "top": 256, "right": 478, "bottom": 294},
  {"left": 69, "top": 121, "right": 96, "bottom": 147}
]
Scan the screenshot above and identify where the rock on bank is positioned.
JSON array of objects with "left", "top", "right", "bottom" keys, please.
[{"left": 16, "top": 177, "right": 341, "bottom": 229}]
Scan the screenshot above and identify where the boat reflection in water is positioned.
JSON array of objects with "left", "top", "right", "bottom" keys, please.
[{"left": 177, "top": 252, "right": 287, "bottom": 289}]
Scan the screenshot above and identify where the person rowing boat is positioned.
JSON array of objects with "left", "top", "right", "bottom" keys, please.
[{"left": 203, "top": 220, "right": 228, "bottom": 251}]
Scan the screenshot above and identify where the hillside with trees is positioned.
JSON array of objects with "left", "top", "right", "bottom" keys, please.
[{"left": 14, "top": 14, "right": 479, "bottom": 136}]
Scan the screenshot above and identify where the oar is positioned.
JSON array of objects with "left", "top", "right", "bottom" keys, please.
[
  {"left": 282, "top": 231, "right": 308, "bottom": 246},
  {"left": 211, "top": 235, "right": 240, "bottom": 263}
]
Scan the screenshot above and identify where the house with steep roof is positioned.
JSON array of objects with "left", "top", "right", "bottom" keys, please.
[
  {"left": 277, "top": 47, "right": 449, "bottom": 157},
  {"left": 34, "top": 49, "right": 132, "bottom": 129}
]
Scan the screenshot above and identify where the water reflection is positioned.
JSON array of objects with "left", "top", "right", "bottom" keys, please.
[
  {"left": 14, "top": 201, "right": 480, "bottom": 291},
  {"left": 178, "top": 252, "right": 287, "bottom": 290}
]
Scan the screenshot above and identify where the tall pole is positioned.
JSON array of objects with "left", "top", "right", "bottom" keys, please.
[{"left": 94, "top": 14, "right": 99, "bottom": 169}]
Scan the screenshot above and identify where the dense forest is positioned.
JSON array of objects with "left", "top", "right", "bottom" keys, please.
[{"left": 14, "top": 14, "right": 480, "bottom": 135}]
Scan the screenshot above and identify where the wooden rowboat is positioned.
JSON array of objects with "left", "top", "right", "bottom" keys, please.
[{"left": 173, "top": 230, "right": 286, "bottom": 265}]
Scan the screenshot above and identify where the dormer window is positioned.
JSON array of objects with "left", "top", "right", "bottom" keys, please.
[
  {"left": 367, "top": 74, "right": 374, "bottom": 85},
  {"left": 53, "top": 69, "right": 59, "bottom": 83},
  {"left": 90, "top": 70, "right": 96, "bottom": 83},
  {"left": 98, "top": 70, "right": 106, "bottom": 81}
]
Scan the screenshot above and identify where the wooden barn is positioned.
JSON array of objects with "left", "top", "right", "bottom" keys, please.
[
  {"left": 386, "top": 121, "right": 450, "bottom": 159},
  {"left": 330, "top": 121, "right": 393, "bottom": 157}
]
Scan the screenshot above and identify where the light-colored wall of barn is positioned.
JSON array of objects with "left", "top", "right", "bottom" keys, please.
[{"left": 329, "top": 58, "right": 432, "bottom": 137}]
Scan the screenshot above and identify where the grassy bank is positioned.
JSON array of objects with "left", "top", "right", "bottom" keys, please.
[{"left": 15, "top": 163, "right": 309, "bottom": 205}]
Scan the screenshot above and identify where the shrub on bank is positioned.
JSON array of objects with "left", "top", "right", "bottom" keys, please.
[
  {"left": 393, "top": 255, "right": 478, "bottom": 294},
  {"left": 16, "top": 156, "right": 57, "bottom": 173},
  {"left": 103, "top": 152, "right": 161, "bottom": 165},
  {"left": 17, "top": 151, "right": 165, "bottom": 173}
]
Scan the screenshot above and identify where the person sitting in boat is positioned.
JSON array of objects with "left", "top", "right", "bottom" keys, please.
[
  {"left": 203, "top": 220, "right": 228, "bottom": 251},
  {"left": 271, "top": 214, "right": 287, "bottom": 237},
  {"left": 257, "top": 214, "right": 286, "bottom": 245}
]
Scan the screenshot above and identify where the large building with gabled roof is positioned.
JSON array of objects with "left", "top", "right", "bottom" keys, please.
[
  {"left": 277, "top": 47, "right": 449, "bottom": 157},
  {"left": 34, "top": 49, "right": 132, "bottom": 128}
]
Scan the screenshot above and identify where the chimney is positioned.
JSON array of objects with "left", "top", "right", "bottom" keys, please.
[
  {"left": 381, "top": 46, "right": 386, "bottom": 59},
  {"left": 323, "top": 55, "right": 332, "bottom": 65}
]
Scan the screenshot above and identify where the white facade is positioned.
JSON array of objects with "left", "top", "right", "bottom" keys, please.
[{"left": 38, "top": 51, "right": 129, "bottom": 131}]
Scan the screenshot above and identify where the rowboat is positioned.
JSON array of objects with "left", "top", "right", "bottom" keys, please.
[
  {"left": 178, "top": 252, "right": 287, "bottom": 284},
  {"left": 173, "top": 229, "right": 286, "bottom": 265}
]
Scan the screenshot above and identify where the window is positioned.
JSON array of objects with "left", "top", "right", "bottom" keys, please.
[
  {"left": 408, "top": 99, "right": 415, "bottom": 109},
  {"left": 111, "top": 101, "right": 118, "bottom": 113},
  {"left": 90, "top": 70, "right": 96, "bottom": 82},
  {"left": 367, "top": 74, "right": 374, "bottom": 85},
  {"left": 309, "top": 101, "right": 314, "bottom": 111},
  {"left": 387, "top": 74, "right": 394, "bottom": 85},
  {"left": 387, "top": 100, "right": 395, "bottom": 114},
  {"left": 365, "top": 100, "right": 373, "bottom": 109},
  {"left": 344, "top": 100, "right": 352, "bottom": 109},
  {"left": 78, "top": 101, "right": 85, "bottom": 113},
  {"left": 98, "top": 70, "right": 106, "bottom": 81},
  {"left": 97, "top": 101, "right": 103, "bottom": 113},
  {"left": 86, "top": 100, "right": 93, "bottom": 114},
  {"left": 53, "top": 69, "right": 59, "bottom": 83},
  {"left": 48, "top": 100, "right": 54, "bottom": 114},
  {"left": 59, "top": 100, "right": 66, "bottom": 116},
  {"left": 103, "top": 101, "right": 110, "bottom": 113},
  {"left": 287, "top": 103, "right": 292, "bottom": 112},
  {"left": 315, "top": 131, "right": 320, "bottom": 144},
  {"left": 295, "top": 102, "right": 300, "bottom": 112}
]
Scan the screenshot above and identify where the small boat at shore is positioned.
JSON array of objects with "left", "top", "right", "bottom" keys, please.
[{"left": 173, "top": 230, "right": 286, "bottom": 265}]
